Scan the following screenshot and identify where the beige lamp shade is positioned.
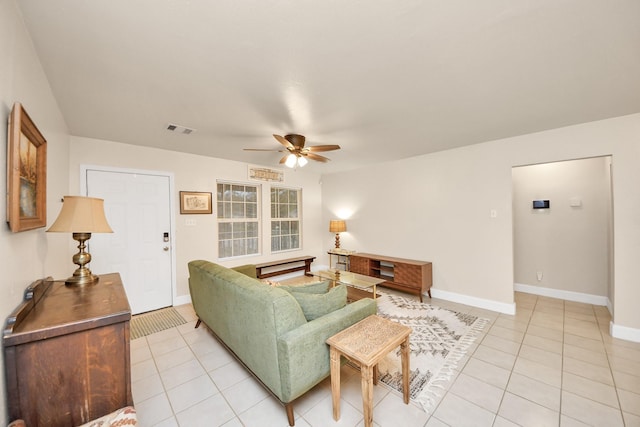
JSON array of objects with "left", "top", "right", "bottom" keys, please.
[
  {"left": 329, "top": 220, "right": 346, "bottom": 233},
  {"left": 47, "top": 196, "right": 113, "bottom": 286},
  {"left": 329, "top": 219, "right": 346, "bottom": 249},
  {"left": 47, "top": 196, "right": 113, "bottom": 233}
]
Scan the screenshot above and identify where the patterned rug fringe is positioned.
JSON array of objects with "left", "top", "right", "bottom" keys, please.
[
  {"left": 375, "top": 292, "right": 489, "bottom": 413},
  {"left": 414, "top": 316, "right": 489, "bottom": 412},
  {"left": 131, "top": 307, "right": 187, "bottom": 340}
]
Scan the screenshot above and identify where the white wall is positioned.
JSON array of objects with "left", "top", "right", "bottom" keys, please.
[
  {"left": 512, "top": 157, "right": 611, "bottom": 298},
  {"left": 0, "top": 0, "right": 72, "bottom": 422},
  {"left": 322, "top": 113, "right": 640, "bottom": 340},
  {"left": 69, "top": 136, "right": 325, "bottom": 300},
  {"left": 323, "top": 142, "right": 516, "bottom": 313}
]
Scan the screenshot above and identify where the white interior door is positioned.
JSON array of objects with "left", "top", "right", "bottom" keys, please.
[{"left": 85, "top": 168, "right": 173, "bottom": 314}]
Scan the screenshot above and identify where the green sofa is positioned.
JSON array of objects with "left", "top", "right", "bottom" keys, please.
[{"left": 187, "top": 260, "right": 377, "bottom": 426}]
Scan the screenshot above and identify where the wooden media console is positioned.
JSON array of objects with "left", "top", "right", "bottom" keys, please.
[{"left": 349, "top": 253, "right": 432, "bottom": 302}]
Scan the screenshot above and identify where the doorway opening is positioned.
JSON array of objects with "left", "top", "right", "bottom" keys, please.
[{"left": 512, "top": 156, "right": 614, "bottom": 313}]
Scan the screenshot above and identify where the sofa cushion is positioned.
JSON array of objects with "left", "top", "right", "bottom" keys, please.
[
  {"left": 287, "top": 284, "right": 347, "bottom": 321},
  {"left": 278, "top": 280, "right": 330, "bottom": 294}
]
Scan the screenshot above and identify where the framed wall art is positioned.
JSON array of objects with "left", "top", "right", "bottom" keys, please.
[
  {"left": 179, "top": 191, "right": 212, "bottom": 214},
  {"left": 7, "top": 102, "right": 47, "bottom": 232}
]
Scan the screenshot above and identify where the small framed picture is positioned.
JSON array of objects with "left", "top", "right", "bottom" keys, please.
[
  {"left": 179, "top": 191, "right": 212, "bottom": 214},
  {"left": 7, "top": 102, "right": 47, "bottom": 232}
]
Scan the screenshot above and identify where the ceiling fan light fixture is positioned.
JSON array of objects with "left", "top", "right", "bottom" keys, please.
[
  {"left": 248, "top": 134, "right": 339, "bottom": 167},
  {"left": 285, "top": 154, "right": 298, "bottom": 168}
]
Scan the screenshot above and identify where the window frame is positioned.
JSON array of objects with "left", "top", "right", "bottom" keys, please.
[
  {"left": 270, "top": 186, "right": 302, "bottom": 253},
  {"left": 216, "top": 181, "right": 261, "bottom": 260}
]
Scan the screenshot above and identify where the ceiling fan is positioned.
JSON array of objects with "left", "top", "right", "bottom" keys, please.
[{"left": 244, "top": 134, "right": 340, "bottom": 168}]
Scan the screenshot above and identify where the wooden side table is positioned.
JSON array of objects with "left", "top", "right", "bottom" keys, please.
[{"left": 326, "top": 315, "right": 411, "bottom": 427}]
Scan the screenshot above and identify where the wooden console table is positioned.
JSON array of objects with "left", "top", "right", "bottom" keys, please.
[
  {"left": 349, "top": 253, "right": 432, "bottom": 302},
  {"left": 3, "top": 273, "right": 132, "bottom": 427},
  {"left": 255, "top": 255, "right": 316, "bottom": 279},
  {"left": 327, "top": 315, "right": 411, "bottom": 427},
  {"left": 327, "top": 249, "right": 354, "bottom": 271}
]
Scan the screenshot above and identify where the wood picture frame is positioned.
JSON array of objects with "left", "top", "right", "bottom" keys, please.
[
  {"left": 179, "top": 191, "right": 212, "bottom": 214},
  {"left": 7, "top": 102, "right": 47, "bottom": 232}
]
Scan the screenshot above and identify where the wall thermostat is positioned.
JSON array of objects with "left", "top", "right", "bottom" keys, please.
[{"left": 532, "top": 200, "right": 550, "bottom": 209}]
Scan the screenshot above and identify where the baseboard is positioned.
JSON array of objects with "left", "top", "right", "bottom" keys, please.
[
  {"left": 514, "top": 283, "right": 608, "bottom": 306},
  {"left": 430, "top": 288, "right": 516, "bottom": 315},
  {"left": 610, "top": 321, "right": 640, "bottom": 343},
  {"left": 174, "top": 294, "right": 192, "bottom": 307}
]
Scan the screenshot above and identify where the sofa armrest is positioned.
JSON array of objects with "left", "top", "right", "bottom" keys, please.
[
  {"left": 276, "top": 298, "right": 377, "bottom": 402},
  {"left": 231, "top": 264, "right": 257, "bottom": 279}
]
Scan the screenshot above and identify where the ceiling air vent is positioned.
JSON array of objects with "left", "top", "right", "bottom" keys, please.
[{"left": 166, "top": 123, "right": 195, "bottom": 135}]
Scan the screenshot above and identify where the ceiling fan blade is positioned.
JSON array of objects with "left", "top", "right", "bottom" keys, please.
[
  {"left": 305, "top": 152, "right": 330, "bottom": 163},
  {"left": 306, "top": 144, "right": 341, "bottom": 152},
  {"left": 279, "top": 154, "right": 289, "bottom": 164},
  {"left": 273, "top": 134, "right": 294, "bottom": 149}
]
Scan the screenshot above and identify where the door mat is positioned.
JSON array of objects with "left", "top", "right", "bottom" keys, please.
[
  {"left": 130, "top": 307, "right": 187, "bottom": 340},
  {"left": 376, "top": 293, "right": 489, "bottom": 413}
]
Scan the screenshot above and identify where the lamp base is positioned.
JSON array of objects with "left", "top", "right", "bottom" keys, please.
[
  {"left": 334, "top": 233, "right": 341, "bottom": 249},
  {"left": 65, "top": 269, "right": 99, "bottom": 287},
  {"left": 65, "top": 232, "right": 99, "bottom": 287}
]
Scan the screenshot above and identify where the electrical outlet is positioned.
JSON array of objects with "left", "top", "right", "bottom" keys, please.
[{"left": 536, "top": 271, "right": 543, "bottom": 281}]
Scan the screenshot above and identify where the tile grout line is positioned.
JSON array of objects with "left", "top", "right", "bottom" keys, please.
[
  {"left": 595, "top": 301, "right": 626, "bottom": 423},
  {"left": 490, "top": 294, "right": 534, "bottom": 427},
  {"left": 180, "top": 322, "right": 250, "bottom": 426}
]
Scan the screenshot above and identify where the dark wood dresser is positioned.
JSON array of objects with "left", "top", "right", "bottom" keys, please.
[{"left": 3, "top": 273, "right": 132, "bottom": 426}]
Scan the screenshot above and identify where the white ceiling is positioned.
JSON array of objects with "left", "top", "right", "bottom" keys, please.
[{"left": 16, "top": 0, "right": 640, "bottom": 173}]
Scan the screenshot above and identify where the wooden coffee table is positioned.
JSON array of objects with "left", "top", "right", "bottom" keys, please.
[{"left": 326, "top": 315, "right": 411, "bottom": 427}]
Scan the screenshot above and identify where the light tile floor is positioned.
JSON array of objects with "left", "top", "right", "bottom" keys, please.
[{"left": 132, "top": 292, "right": 640, "bottom": 426}]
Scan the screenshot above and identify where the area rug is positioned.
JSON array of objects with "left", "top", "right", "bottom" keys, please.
[
  {"left": 376, "top": 293, "right": 489, "bottom": 413},
  {"left": 130, "top": 307, "right": 187, "bottom": 340}
]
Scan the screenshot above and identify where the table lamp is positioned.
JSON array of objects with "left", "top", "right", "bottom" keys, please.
[
  {"left": 47, "top": 196, "right": 113, "bottom": 286},
  {"left": 329, "top": 219, "right": 346, "bottom": 249}
]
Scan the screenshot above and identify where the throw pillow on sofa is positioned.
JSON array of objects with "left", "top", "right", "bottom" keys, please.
[
  {"left": 278, "top": 280, "right": 330, "bottom": 294},
  {"left": 287, "top": 284, "right": 347, "bottom": 321}
]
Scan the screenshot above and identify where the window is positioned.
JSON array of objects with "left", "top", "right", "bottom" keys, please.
[
  {"left": 217, "top": 183, "right": 259, "bottom": 258},
  {"left": 271, "top": 187, "right": 301, "bottom": 252}
]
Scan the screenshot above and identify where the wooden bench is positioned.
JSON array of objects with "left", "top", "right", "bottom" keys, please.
[{"left": 255, "top": 256, "right": 316, "bottom": 279}]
